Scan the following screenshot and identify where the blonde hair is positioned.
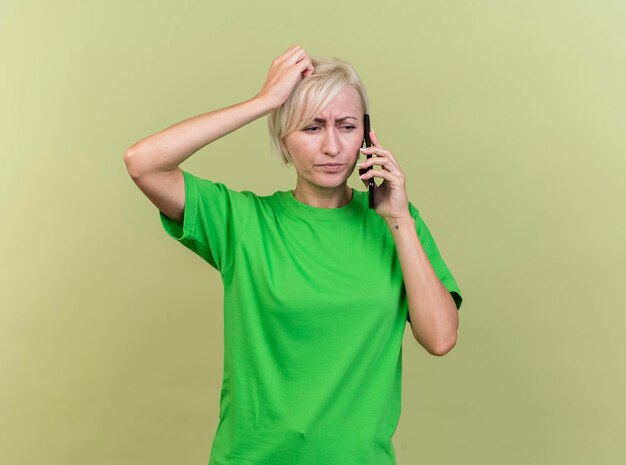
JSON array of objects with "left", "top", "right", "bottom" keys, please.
[{"left": 267, "top": 56, "right": 369, "bottom": 167}]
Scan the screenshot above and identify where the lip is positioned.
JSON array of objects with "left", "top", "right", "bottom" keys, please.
[{"left": 318, "top": 163, "right": 344, "bottom": 172}]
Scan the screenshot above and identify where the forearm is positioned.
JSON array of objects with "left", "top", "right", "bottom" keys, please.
[
  {"left": 386, "top": 215, "right": 459, "bottom": 356},
  {"left": 124, "top": 96, "right": 275, "bottom": 176}
]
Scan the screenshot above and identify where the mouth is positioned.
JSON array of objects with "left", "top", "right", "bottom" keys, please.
[{"left": 318, "top": 163, "right": 344, "bottom": 172}]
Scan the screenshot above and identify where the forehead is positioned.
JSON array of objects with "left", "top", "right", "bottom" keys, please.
[{"left": 316, "top": 86, "right": 362, "bottom": 117}]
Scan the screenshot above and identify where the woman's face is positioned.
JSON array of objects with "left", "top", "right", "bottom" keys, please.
[{"left": 284, "top": 85, "right": 364, "bottom": 191}]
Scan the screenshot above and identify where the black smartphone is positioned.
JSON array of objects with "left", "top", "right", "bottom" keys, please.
[{"left": 360, "top": 113, "right": 375, "bottom": 209}]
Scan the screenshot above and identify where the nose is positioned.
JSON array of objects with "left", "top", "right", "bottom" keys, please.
[{"left": 321, "top": 127, "right": 340, "bottom": 156}]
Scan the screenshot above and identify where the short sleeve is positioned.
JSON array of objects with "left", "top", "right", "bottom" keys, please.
[
  {"left": 408, "top": 203, "right": 463, "bottom": 312},
  {"left": 159, "top": 169, "right": 252, "bottom": 272}
]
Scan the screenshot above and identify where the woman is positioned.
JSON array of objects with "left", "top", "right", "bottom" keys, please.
[{"left": 124, "top": 44, "right": 463, "bottom": 465}]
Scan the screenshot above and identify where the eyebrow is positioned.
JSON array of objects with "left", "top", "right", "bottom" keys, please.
[{"left": 312, "top": 116, "right": 358, "bottom": 123}]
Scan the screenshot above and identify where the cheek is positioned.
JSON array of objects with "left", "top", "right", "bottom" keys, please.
[
  {"left": 348, "top": 133, "right": 364, "bottom": 151},
  {"left": 349, "top": 129, "right": 363, "bottom": 143},
  {"left": 292, "top": 140, "right": 318, "bottom": 157},
  {"left": 285, "top": 135, "right": 311, "bottom": 153}
]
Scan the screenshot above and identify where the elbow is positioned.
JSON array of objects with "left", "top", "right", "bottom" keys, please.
[
  {"left": 413, "top": 310, "right": 459, "bottom": 356},
  {"left": 425, "top": 333, "right": 457, "bottom": 357},
  {"left": 123, "top": 147, "right": 144, "bottom": 179}
]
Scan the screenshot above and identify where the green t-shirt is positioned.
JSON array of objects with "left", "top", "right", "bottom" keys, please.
[{"left": 159, "top": 169, "right": 463, "bottom": 465}]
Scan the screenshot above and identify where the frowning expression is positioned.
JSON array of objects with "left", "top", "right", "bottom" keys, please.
[{"left": 284, "top": 86, "right": 364, "bottom": 189}]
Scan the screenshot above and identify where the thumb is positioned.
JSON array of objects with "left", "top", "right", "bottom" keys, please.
[{"left": 299, "top": 59, "right": 314, "bottom": 78}]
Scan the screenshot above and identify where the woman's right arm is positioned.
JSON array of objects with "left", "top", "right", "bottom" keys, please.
[
  {"left": 122, "top": 97, "right": 277, "bottom": 223},
  {"left": 123, "top": 97, "right": 276, "bottom": 177},
  {"left": 122, "top": 44, "right": 314, "bottom": 223}
]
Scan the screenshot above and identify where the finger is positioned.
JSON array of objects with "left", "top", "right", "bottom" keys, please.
[
  {"left": 369, "top": 128, "right": 382, "bottom": 147},
  {"left": 361, "top": 146, "right": 401, "bottom": 170},
  {"left": 277, "top": 46, "right": 304, "bottom": 65},
  {"left": 361, "top": 174, "right": 378, "bottom": 188},
  {"left": 360, "top": 147, "right": 394, "bottom": 160},
  {"left": 298, "top": 58, "right": 313, "bottom": 76},
  {"left": 359, "top": 157, "right": 400, "bottom": 176},
  {"left": 359, "top": 156, "right": 390, "bottom": 169},
  {"left": 360, "top": 168, "right": 393, "bottom": 181},
  {"left": 302, "top": 55, "right": 314, "bottom": 75},
  {"left": 275, "top": 45, "right": 301, "bottom": 63},
  {"left": 360, "top": 146, "right": 391, "bottom": 156},
  {"left": 287, "top": 48, "right": 309, "bottom": 65}
]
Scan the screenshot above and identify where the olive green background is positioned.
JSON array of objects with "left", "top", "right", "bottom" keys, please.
[{"left": 2, "top": 1, "right": 624, "bottom": 464}]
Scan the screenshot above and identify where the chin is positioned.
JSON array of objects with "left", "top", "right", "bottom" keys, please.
[{"left": 319, "top": 179, "right": 349, "bottom": 189}]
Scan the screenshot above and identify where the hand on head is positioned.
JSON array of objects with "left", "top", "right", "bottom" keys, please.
[{"left": 255, "top": 45, "right": 314, "bottom": 110}]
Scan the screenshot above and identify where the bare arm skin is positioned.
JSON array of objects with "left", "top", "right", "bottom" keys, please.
[
  {"left": 385, "top": 215, "right": 459, "bottom": 356},
  {"left": 122, "top": 45, "right": 314, "bottom": 223},
  {"left": 123, "top": 97, "right": 276, "bottom": 177},
  {"left": 123, "top": 97, "right": 276, "bottom": 222}
]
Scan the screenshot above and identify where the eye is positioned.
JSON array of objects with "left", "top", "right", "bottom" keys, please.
[
  {"left": 342, "top": 125, "right": 356, "bottom": 131},
  {"left": 304, "top": 126, "right": 320, "bottom": 132}
]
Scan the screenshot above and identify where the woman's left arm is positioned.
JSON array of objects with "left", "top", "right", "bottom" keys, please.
[
  {"left": 385, "top": 215, "right": 459, "bottom": 356},
  {"left": 358, "top": 128, "right": 458, "bottom": 356}
]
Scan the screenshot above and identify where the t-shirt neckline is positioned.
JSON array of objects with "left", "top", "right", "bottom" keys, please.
[{"left": 277, "top": 187, "right": 364, "bottom": 221}]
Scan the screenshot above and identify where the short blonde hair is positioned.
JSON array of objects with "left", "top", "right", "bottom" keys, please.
[{"left": 267, "top": 56, "right": 370, "bottom": 167}]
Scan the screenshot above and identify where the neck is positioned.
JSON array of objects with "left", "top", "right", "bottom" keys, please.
[{"left": 292, "top": 185, "right": 353, "bottom": 208}]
